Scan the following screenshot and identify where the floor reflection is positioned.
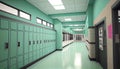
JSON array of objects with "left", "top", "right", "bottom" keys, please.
[{"left": 27, "top": 42, "right": 103, "bottom": 69}]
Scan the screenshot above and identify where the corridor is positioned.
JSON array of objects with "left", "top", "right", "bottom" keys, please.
[{"left": 27, "top": 42, "right": 103, "bottom": 69}]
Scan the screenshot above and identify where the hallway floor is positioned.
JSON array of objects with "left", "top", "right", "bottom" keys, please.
[{"left": 27, "top": 42, "right": 103, "bottom": 69}]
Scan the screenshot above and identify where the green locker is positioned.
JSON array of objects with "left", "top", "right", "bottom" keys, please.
[
  {"left": 37, "top": 27, "right": 39, "bottom": 33},
  {"left": 30, "top": 26, "right": 33, "bottom": 32},
  {"left": 1, "top": 19, "right": 9, "bottom": 29},
  {"left": 9, "top": 58, "right": 17, "bottom": 69},
  {"left": 24, "top": 53, "right": 29, "bottom": 65},
  {"left": 39, "top": 33, "right": 42, "bottom": 57},
  {"left": 29, "top": 52, "right": 33, "bottom": 63},
  {"left": 32, "top": 51, "right": 36, "bottom": 61},
  {"left": 24, "top": 32, "right": 29, "bottom": 53},
  {"left": 29, "top": 32, "right": 33, "bottom": 52},
  {"left": 0, "top": 29, "right": 9, "bottom": 69},
  {"left": 36, "top": 33, "right": 39, "bottom": 50},
  {"left": 10, "top": 22, "right": 17, "bottom": 30},
  {"left": 18, "top": 23, "right": 24, "bottom": 31},
  {"left": 0, "top": 30, "right": 9, "bottom": 61},
  {"left": 33, "top": 33, "right": 37, "bottom": 51},
  {"left": 36, "top": 33, "right": 40, "bottom": 59},
  {"left": 18, "top": 31, "right": 24, "bottom": 55},
  {"left": 42, "top": 33, "right": 45, "bottom": 56},
  {"left": 10, "top": 31, "right": 17, "bottom": 69},
  {"left": 17, "top": 31, "right": 24, "bottom": 68},
  {"left": 0, "top": 61, "right": 8, "bottom": 69},
  {"left": 10, "top": 31, "right": 17, "bottom": 58},
  {"left": 25, "top": 25, "right": 29, "bottom": 31},
  {"left": 34, "top": 26, "right": 37, "bottom": 32},
  {"left": 18, "top": 55, "right": 23, "bottom": 68},
  {"left": 28, "top": 32, "right": 33, "bottom": 63}
]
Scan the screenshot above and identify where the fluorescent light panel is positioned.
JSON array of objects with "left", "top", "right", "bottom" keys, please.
[
  {"left": 65, "top": 18, "right": 71, "bottom": 21},
  {"left": 54, "top": 5, "right": 65, "bottom": 10},
  {"left": 48, "top": 0, "right": 63, "bottom": 5},
  {"left": 48, "top": 0, "right": 65, "bottom": 10},
  {"left": 73, "top": 29, "right": 83, "bottom": 31}
]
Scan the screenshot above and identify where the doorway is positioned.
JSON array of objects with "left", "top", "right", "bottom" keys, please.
[
  {"left": 112, "top": 1, "right": 120, "bottom": 69},
  {"left": 95, "top": 20, "right": 107, "bottom": 69}
]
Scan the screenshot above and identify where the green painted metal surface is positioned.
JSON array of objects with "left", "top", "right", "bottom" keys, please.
[
  {"left": 49, "top": 12, "right": 86, "bottom": 18},
  {"left": 94, "top": 0, "right": 109, "bottom": 20},
  {"left": 54, "top": 19, "right": 62, "bottom": 50}
]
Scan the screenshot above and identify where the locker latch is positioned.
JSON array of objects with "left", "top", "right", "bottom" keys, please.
[
  {"left": 18, "top": 42, "right": 20, "bottom": 47},
  {"left": 29, "top": 41, "right": 31, "bottom": 45},
  {"left": 5, "top": 42, "right": 9, "bottom": 49}
]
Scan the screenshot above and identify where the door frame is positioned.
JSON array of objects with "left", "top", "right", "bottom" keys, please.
[
  {"left": 112, "top": 0, "right": 120, "bottom": 69},
  {"left": 95, "top": 18, "right": 107, "bottom": 69}
]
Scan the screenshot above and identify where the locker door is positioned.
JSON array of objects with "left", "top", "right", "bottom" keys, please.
[
  {"left": 1, "top": 19, "right": 9, "bottom": 29},
  {"left": 29, "top": 32, "right": 33, "bottom": 63},
  {"left": 39, "top": 33, "right": 42, "bottom": 57},
  {"left": 10, "top": 31, "right": 17, "bottom": 69},
  {"left": 36, "top": 33, "right": 40, "bottom": 59},
  {"left": 17, "top": 31, "right": 24, "bottom": 68},
  {"left": 10, "top": 22, "right": 17, "bottom": 30},
  {"left": 0, "top": 29, "right": 9, "bottom": 69},
  {"left": 42, "top": 33, "right": 45, "bottom": 56},
  {"left": 33, "top": 33, "right": 37, "bottom": 60},
  {"left": 24, "top": 32, "right": 29, "bottom": 65}
]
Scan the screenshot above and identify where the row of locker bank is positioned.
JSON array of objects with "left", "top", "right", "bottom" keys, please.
[{"left": 0, "top": 16, "right": 56, "bottom": 69}]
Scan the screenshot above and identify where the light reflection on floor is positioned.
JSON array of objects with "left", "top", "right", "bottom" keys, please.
[{"left": 27, "top": 42, "right": 103, "bottom": 69}]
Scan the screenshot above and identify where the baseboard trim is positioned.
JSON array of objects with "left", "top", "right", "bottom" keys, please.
[
  {"left": 21, "top": 50, "right": 56, "bottom": 69},
  {"left": 63, "top": 42, "right": 74, "bottom": 48},
  {"left": 56, "top": 49, "right": 63, "bottom": 51},
  {"left": 88, "top": 55, "right": 96, "bottom": 61}
]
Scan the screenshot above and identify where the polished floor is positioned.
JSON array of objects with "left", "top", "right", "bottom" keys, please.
[{"left": 27, "top": 42, "right": 103, "bottom": 69}]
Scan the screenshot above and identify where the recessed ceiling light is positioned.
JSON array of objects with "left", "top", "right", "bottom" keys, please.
[
  {"left": 74, "top": 25, "right": 79, "bottom": 26},
  {"left": 48, "top": 0, "right": 63, "bottom": 6},
  {"left": 48, "top": 0, "right": 65, "bottom": 10},
  {"left": 65, "top": 18, "right": 72, "bottom": 21},
  {"left": 54, "top": 5, "right": 65, "bottom": 10},
  {"left": 73, "top": 29, "right": 83, "bottom": 31},
  {"left": 69, "top": 25, "right": 74, "bottom": 26}
]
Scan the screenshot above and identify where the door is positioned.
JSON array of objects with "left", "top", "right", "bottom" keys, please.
[
  {"left": 112, "top": 2, "right": 120, "bottom": 69},
  {"left": 10, "top": 31, "right": 17, "bottom": 69},
  {"left": 95, "top": 21, "right": 107, "bottom": 69},
  {"left": 0, "top": 29, "right": 9, "bottom": 69},
  {"left": 17, "top": 31, "right": 24, "bottom": 68}
]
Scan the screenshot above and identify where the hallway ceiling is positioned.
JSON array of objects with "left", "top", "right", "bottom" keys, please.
[{"left": 27, "top": 0, "right": 93, "bottom": 32}]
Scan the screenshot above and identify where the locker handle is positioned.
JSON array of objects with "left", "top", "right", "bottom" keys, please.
[
  {"left": 37, "top": 40, "right": 38, "bottom": 44},
  {"left": 33, "top": 41, "right": 35, "bottom": 44},
  {"left": 5, "top": 42, "right": 9, "bottom": 49},
  {"left": 40, "top": 40, "right": 41, "bottom": 44},
  {"left": 29, "top": 41, "right": 31, "bottom": 45},
  {"left": 18, "top": 42, "right": 20, "bottom": 47}
]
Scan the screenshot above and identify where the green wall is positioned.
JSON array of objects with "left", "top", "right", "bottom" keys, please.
[
  {"left": 93, "top": 0, "right": 109, "bottom": 20},
  {"left": 84, "top": 5, "right": 93, "bottom": 37},
  {"left": 0, "top": 0, "right": 53, "bottom": 24},
  {"left": 54, "top": 19, "right": 63, "bottom": 50},
  {"left": 84, "top": 16, "right": 89, "bottom": 37},
  {"left": 87, "top": 5, "right": 93, "bottom": 26}
]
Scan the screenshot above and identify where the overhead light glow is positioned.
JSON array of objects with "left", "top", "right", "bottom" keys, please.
[
  {"left": 48, "top": 0, "right": 65, "bottom": 10},
  {"left": 69, "top": 25, "right": 74, "bottom": 26},
  {"left": 48, "top": 0, "right": 63, "bottom": 5},
  {"left": 65, "top": 18, "right": 72, "bottom": 21},
  {"left": 73, "top": 29, "right": 83, "bottom": 31},
  {"left": 74, "top": 25, "right": 79, "bottom": 26},
  {"left": 54, "top": 5, "right": 65, "bottom": 10}
]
